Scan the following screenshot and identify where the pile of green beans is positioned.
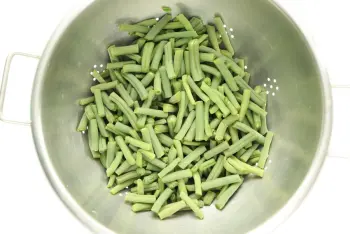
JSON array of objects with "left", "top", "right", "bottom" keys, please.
[{"left": 77, "top": 11, "right": 274, "bottom": 220}]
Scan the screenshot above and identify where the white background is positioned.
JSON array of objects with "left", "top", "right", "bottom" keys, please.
[{"left": 0, "top": 0, "right": 349, "bottom": 233}]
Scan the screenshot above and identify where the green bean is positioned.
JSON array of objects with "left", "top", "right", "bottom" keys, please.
[
  {"left": 207, "top": 155, "right": 225, "bottom": 181},
  {"left": 117, "top": 171, "right": 140, "bottom": 185},
  {"left": 209, "top": 105, "right": 219, "bottom": 114},
  {"left": 154, "top": 125, "right": 168, "bottom": 134},
  {"left": 162, "top": 104, "right": 177, "bottom": 113},
  {"left": 92, "top": 89, "right": 105, "bottom": 117},
  {"left": 225, "top": 59, "right": 244, "bottom": 76},
  {"left": 151, "top": 188, "right": 173, "bottom": 214},
  {"left": 185, "top": 75, "right": 210, "bottom": 103},
  {"left": 146, "top": 163, "right": 161, "bottom": 172},
  {"left": 158, "top": 200, "right": 186, "bottom": 219},
  {"left": 89, "top": 119, "right": 99, "bottom": 152},
  {"left": 233, "top": 122, "right": 265, "bottom": 144},
  {"left": 115, "top": 83, "right": 134, "bottom": 107},
  {"left": 239, "top": 89, "right": 251, "bottom": 122},
  {"left": 194, "top": 101, "right": 205, "bottom": 141},
  {"left": 201, "top": 64, "right": 221, "bottom": 78},
  {"left": 107, "top": 174, "right": 116, "bottom": 188},
  {"left": 138, "top": 149, "right": 155, "bottom": 160},
  {"left": 137, "top": 18, "right": 158, "bottom": 26},
  {"left": 131, "top": 203, "right": 152, "bottom": 213},
  {"left": 115, "top": 136, "right": 136, "bottom": 165},
  {"left": 125, "top": 193, "right": 156, "bottom": 204},
  {"left": 182, "top": 75, "right": 196, "bottom": 105},
  {"left": 221, "top": 84, "right": 240, "bottom": 110},
  {"left": 119, "top": 24, "right": 149, "bottom": 33},
  {"left": 105, "top": 141, "right": 116, "bottom": 168},
  {"left": 179, "top": 192, "right": 204, "bottom": 219},
  {"left": 154, "top": 31, "right": 198, "bottom": 42},
  {"left": 110, "top": 44, "right": 139, "bottom": 57},
  {"left": 202, "top": 174, "right": 241, "bottom": 191},
  {"left": 178, "top": 145, "right": 206, "bottom": 169},
  {"left": 214, "top": 58, "right": 239, "bottom": 92},
  {"left": 104, "top": 107, "right": 115, "bottom": 124},
  {"left": 110, "top": 179, "right": 134, "bottom": 195},
  {"left": 146, "top": 124, "right": 165, "bottom": 158},
  {"left": 125, "top": 136, "right": 152, "bottom": 151},
  {"left": 235, "top": 92, "right": 267, "bottom": 117},
  {"left": 252, "top": 111, "right": 262, "bottom": 130},
  {"left": 163, "top": 42, "right": 176, "bottom": 79},
  {"left": 163, "top": 21, "right": 184, "bottom": 30},
  {"left": 214, "top": 17, "right": 234, "bottom": 54},
  {"left": 113, "top": 122, "right": 139, "bottom": 140},
  {"left": 173, "top": 92, "right": 188, "bottom": 133},
  {"left": 224, "top": 132, "right": 257, "bottom": 156},
  {"left": 175, "top": 14, "right": 194, "bottom": 31},
  {"left": 143, "top": 172, "right": 159, "bottom": 185},
  {"left": 156, "top": 133, "right": 173, "bottom": 147},
  {"left": 206, "top": 24, "right": 220, "bottom": 52},
  {"left": 184, "top": 51, "right": 190, "bottom": 75},
  {"left": 191, "top": 172, "right": 202, "bottom": 196},
  {"left": 113, "top": 70, "right": 128, "bottom": 85},
  {"left": 135, "top": 151, "right": 143, "bottom": 168},
  {"left": 215, "top": 110, "right": 223, "bottom": 119},
  {"left": 174, "top": 38, "right": 190, "bottom": 47},
  {"left": 110, "top": 92, "right": 138, "bottom": 129},
  {"left": 188, "top": 39, "right": 203, "bottom": 81},
  {"left": 203, "top": 141, "right": 229, "bottom": 160},
  {"left": 201, "top": 82, "right": 230, "bottom": 117},
  {"left": 115, "top": 160, "right": 131, "bottom": 175},
  {"left": 209, "top": 118, "right": 221, "bottom": 130},
  {"left": 175, "top": 110, "right": 195, "bottom": 141},
  {"left": 98, "top": 136, "right": 107, "bottom": 153},
  {"left": 125, "top": 54, "right": 142, "bottom": 64},
  {"left": 210, "top": 76, "right": 221, "bottom": 90},
  {"left": 158, "top": 66, "right": 173, "bottom": 98},
  {"left": 107, "top": 61, "right": 135, "bottom": 70},
  {"left": 79, "top": 96, "right": 95, "bottom": 106},
  {"left": 99, "top": 152, "right": 106, "bottom": 166},
  {"left": 223, "top": 158, "right": 239, "bottom": 174},
  {"left": 154, "top": 119, "right": 167, "bottom": 125},
  {"left": 246, "top": 109, "right": 255, "bottom": 128},
  {"left": 199, "top": 53, "right": 215, "bottom": 63},
  {"left": 158, "top": 158, "right": 181, "bottom": 179},
  {"left": 240, "top": 144, "right": 259, "bottom": 162},
  {"left": 183, "top": 123, "right": 196, "bottom": 142},
  {"left": 140, "top": 42, "right": 155, "bottom": 73},
  {"left": 202, "top": 191, "right": 216, "bottom": 206},
  {"left": 134, "top": 107, "right": 168, "bottom": 118},
  {"left": 145, "top": 14, "right": 172, "bottom": 40},
  {"left": 135, "top": 179, "right": 144, "bottom": 195},
  {"left": 258, "top": 131, "right": 274, "bottom": 169},
  {"left": 101, "top": 91, "right": 117, "bottom": 111},
  {"left": 105, "top": 151, "right": 122, "bottom": 176},
  {"left": 234, "top": 76, "right": 265, "bottom": 107},
  {"left": 203, "top": 101, "right": 212, "bottom": 137},
  {"left": 92, "top": 70, "right": 106, "bottom": 83},
  {"left": 77, "top": 113, "right": 88, "bottom": 132},
  {"left": 173, "top": 48, "right": 184, "bottom": 78},
  {"left": 122, "top": 73, "right": 148, "bottom": 101},
  {"left": 162, "top": 169, "right": 193, "bottom": 183},
  {"left": 140, "top": 72, "right": 155, "bottom": 88},
  {"left": 136, "top": 38, "right": 147, "bottom": 50},
  {"left": 186, "top": 184, "right": 195, "bottom": 192},
  {"left": 228, "top": 157, "right": 264, "bottom": 177}
]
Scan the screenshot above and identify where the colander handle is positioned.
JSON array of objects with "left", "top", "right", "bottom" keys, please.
[{"left": 0, "top": 52, "right": 40, "bottom": 125}]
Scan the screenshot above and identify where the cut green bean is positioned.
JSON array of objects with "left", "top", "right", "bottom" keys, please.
[
  {"left": 184, "top": 51, "right": 190, "bottom": 75},
  {"left": 132, "top": 203, "right": 152, "bottom": 212},
  {"left": 143, "top": 172, "right": 159, "bottom": 185},
  {"left": 258, "top": 131, "right": 274, "bottom": 169},
  {"left": 158, "top": 158, "right": 181, "bottom": 178},
  {"left": 175, "top": 110, "right": 195, "bottom": 141},
  {"left": 151, "top": 188, "right": 173, "bottom": 213},
  {"left": 146, "top": 124, "right": 165, "bottom": 158},
  {"left": 122, "top": 73, "right": 148, "bottom": 101},
  {"left": 141, "top": 42, "right": 155, "bottom": 73},
  {"left": 207, "top": 25, "right": 220, "bottom": 52},
  {"left": 77, "top": 113, "right": 88, "bottom": 132},
  {"left": 207, "top": 155, "right": 225, "bottom": 181},
  {"left": 201, "top": 82, "right": 230, "bottom": 117},
  {"left": 125, "top": 136, "right": 152, "bottom": 151},
  {"left": 202, "top": 174, "right": 241, "bottom": 191},
  {"left": 178, "top": 145, "right": 206, "bottom": 169},
  {"left": 119, "top": 24, "right": 149, "bottom": 33},
  {"left": 203, "top": 191, "right": 217, "bottom": 206},
  {"left": 154, "top": 31, "right": 198, "bottom": 42},
  {"left": 106, "top": 141, "right": 117, "bottom": 167},
  {"left": 185, "top": 75, "right": 209, "bottom": 103},
  {"left": 176, "top": 14, "right": 194, "bottom": 31},
  {"left": 110, "top": 179, "right": 135, "bottom": 195},
  {"left": 240, "top": 144, "right": 259, "bottom": 162},
  {"left": 228, "top": 157, "right": 264, "bottom": 177},
  {"left": 107, "top": 61, "right": 135, "bottom": 70},
  {"left": 201, "top": 64, "right": 221, "bottom": 78},
  {"left": 157, "top": 133, "right": 173, "bottom": 147},
  {"left": 125, "top": 193, "right": 156, "bottom": 204},
  {"left": 180, "top": 192, "right": 204, "bottom": 219},
  {"left": 89, "top": 119, "right": 99, "bottom": 152},
  {"left": 107, "top": 174, "right": 116, "bottom": 188},
  {"left": 92, "top": 89, "right": 105, "bottom": 117},
  {"left": 214, "top": 57, "right": 239, "bottom": 92},
  {"left": 150, "top": 41, "right": 167, "bottom": 72},
  {"left": 195, "top": 101, "right": 205, "bottom": 141},
  {"left": 135, "top": 107, "right": 168, "bottom": 118},
  {"left": 117, "top": 171, "right": 140, "bottom": 184},
  {"left": 115, "top": 83, "right": 134, "bottom": 107},
  {"left": 79, "top": 96, "right": 95, "bottom": 106},
  {"left": 115, "top": 136, "right": 136, "bottom": 165},
  {"left": 92, "top": 70, "right": 106, "bottom": 83},
  {"left": 188, "top": 39, "right": 203, "bottom": 81},
  {"left": 110, "top": 92, "right": 138, "bottom": 129},
  {"left": 173, "top": 49, "right": 184, "bottom": 78},
  {"left": 145, "top": 14, "right": 172, "bottom": 40},
  {"left": 233, "top": 122, "right": 265, "bottom": 144},
  {"left": 163, "top": 41, "right": 176, "bottom": 79},
  {"left": 204, "top": 141, "right": 229, "bottom": 160},
  {"left": 193, "top": 172, "right": 202, "bottom": 196},
  {"left": 101, "top": 91, "right": 117, "bottom": 111},
  {"left": 214, "top": 17, "right": 234, "bottom": 54},
  {"left": 239, "top": 89, "right": 251, "bottom": 122},
  {"left": 224, "top": 132, "right": 257, "bottom": 156},
  {"left": 99, "top": 136, "right": 107, "bottom": 153},
  {"left": 159, "top": 66, "right": 173, "bottom": 98},
  {"left": 161, "top": 169, "right": 192, "bottom": 183},
  {"left": 110, "top": 44, "right": 139, "bottom": 57}
]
